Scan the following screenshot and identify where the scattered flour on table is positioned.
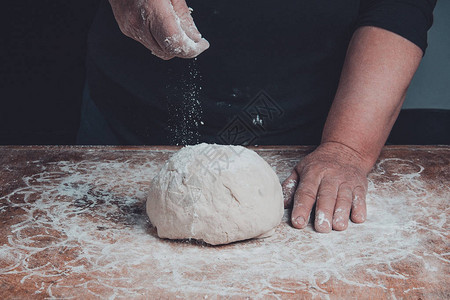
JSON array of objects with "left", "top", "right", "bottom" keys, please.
[{"left": 0, "top": 151, "right": 448, "bottom": 298}]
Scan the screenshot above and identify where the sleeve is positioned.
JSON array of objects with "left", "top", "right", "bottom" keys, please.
[{"left": 356, "top": 0, "right": 437, "bottom": 54}]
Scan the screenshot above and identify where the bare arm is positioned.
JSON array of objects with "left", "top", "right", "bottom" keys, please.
[
  {"left": 283, "top": 26, "right": 423, "bottom": 232},
  {"left": 323, "top": 26, "right": 422, "bottom": 169}
]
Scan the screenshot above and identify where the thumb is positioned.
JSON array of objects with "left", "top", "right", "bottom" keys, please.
[
  {"left": 148, "top": 0, "right": 209, "bottom": 58},
  {"left": 170, "top": 0, "right": 203, "bottom": 42}
]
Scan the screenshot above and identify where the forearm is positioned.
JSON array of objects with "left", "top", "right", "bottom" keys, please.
[{"left": 322, "top": 26, "right": 423, "bottom": 171}]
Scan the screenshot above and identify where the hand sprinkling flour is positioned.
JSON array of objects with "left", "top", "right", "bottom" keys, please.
[{"left": 109, "top": 0, "right": 209, "bottom": 60}]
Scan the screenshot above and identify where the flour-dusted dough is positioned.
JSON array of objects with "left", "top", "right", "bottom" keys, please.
[{"left": 146, "top": 143, "right": 284, "bottom": 245}]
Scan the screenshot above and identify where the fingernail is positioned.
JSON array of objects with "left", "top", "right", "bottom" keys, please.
[
  {"left": 293, "top": 216, "right": 305, "bottom": 227},
  {"left": 333, "top": 217, "right": 346, "bottom": 231},
  {"left": 353, "top": 213, "right": 366, "bottom": 222}
]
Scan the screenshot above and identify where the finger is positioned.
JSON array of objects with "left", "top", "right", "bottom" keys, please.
[
  {"left": 170, "top": 0, "right": 202, "bottom": 42},
  {"left": 351, "top": 186, "right": 367, "bottom": 223},
  {"left": 148, "top": 1, "right": 209, "bottom": 58},
  {"left": 162, "top": 31, "right": 210, "bottom": 59},
  {"left": 332, "top": 185, "right": 353, "bottom": 231},
  {"left": 291, "top": 171, "right": 321, "bottom": 229},
  {"left": 314, "top": 180, "right": 338, "bottom": 233},
  {"left": 118, "top": 4, "right": 175, "bottom": 60},
  {"left": 281, "top": 171, "right": 298, "bottom": 208},
  {"left": 141, "top": 31, "right": 175, "bottom": 60}
]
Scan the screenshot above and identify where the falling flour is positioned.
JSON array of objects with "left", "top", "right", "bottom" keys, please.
[{"left": 167, "top": 58, "right": 204, "bottom": 145}]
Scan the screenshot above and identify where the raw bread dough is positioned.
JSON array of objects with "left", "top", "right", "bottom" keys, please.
[{"left": 146, "top": 143, "right": 284, "bottom": 245}]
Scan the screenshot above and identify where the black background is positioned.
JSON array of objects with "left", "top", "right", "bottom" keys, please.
[
  {"left": 0, "top": 1, "right": 99, "bottom": 145},
  {"left": 1, "top": 1, "right": 448, "bottom": 145}
]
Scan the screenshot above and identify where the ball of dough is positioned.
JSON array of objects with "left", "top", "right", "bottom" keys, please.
[{"left": 146, "top": 143, "right": 284, "bottom": 245}]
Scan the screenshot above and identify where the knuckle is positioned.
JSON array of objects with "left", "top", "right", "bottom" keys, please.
[
  {"left": 352, "top": 196, "right": 366, "bottom": 209},
  {"left": 292, "top": 200, "right": 304, "bottom": 209},
  {"left": 336, "top": 195, "right": 352, "bottom": 205},
  {"left": 337, "top": 187, "right": 353, "bottom": 200},
  {"left": 334, "top": 206, "right": 348, "bottom": 216},
  {"left": 298, "top": 188, "right": 317, "bottom": 202},
  {"left": 317, "top": 194, "right": 335, "bottom": 203},
  {"left": 317, "top": 206, "right": 334, "bottom": 216},
  {"left": 353, "top": 191, "right": 367, "bottom": 203},
  {"left": 317, "top": 186, "right": 337, "bottom": 198},
  {"left": 353, "top": 184, "right": 367, "bottom": 194},
  {"left": 339, "top": 182, "right": 353, "bottom": 190}
]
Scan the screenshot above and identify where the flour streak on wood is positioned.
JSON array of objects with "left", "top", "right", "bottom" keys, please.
[{"left": 0, "top": 146, "right": 448, "bottom": 299}]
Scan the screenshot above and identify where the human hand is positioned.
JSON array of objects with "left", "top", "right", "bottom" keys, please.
[
  {"left": 109, "top": 0, "right": 209, "bottom": 60},
  {"left": 282, "top": 142, "right": 371, "bottom": 233}
]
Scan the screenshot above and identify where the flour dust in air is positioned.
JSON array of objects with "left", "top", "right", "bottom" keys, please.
[{"left": 166, "top": 58, "right": 204, "bottom": 145}]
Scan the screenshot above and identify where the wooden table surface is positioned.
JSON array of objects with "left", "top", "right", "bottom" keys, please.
[{"left": 0, "top": 145, "right": 449, "bottom": 299}]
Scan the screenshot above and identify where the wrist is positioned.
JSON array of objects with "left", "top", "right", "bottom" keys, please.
[{"left": 318, "top": 140, "right": 376, "bottom": 174}]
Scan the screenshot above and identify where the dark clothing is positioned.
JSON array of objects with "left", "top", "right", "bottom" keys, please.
[{"left": 79, "top": 0, "right": 436, "bottom": 145}]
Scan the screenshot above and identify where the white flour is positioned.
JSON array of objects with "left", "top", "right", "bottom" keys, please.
[
  {"left": 167, "top": 59, "right": 204, "bottom": 145},
  {"left": 0, "top": 149, "right": 448, "bottom": 298}
]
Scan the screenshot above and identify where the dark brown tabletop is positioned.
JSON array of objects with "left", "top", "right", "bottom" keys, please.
[{"left": 0, "top": 145, "right": 449, "bottom": 299}]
